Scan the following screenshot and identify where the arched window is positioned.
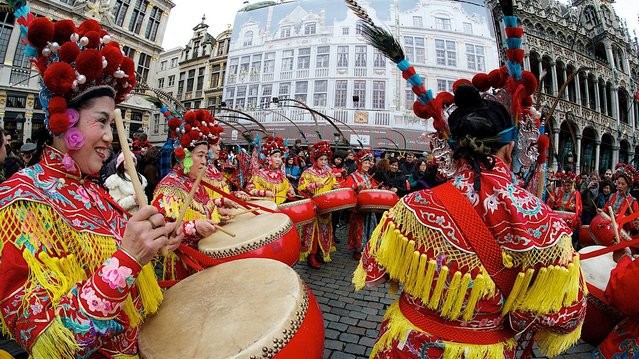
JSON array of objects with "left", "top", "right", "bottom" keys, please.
[{"left": 243, "top": 30, "right": 253, "bottom": 46}]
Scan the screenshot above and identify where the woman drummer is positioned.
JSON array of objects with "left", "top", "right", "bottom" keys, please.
[
  {"left": 0, "top": 13, "right": 180, "bottom": 357},
  {"left": 246, "top": 136, "right": 295, "bottom": 205},
  {"left": 603, "top": 165, "right": 639, "bottom": 216},
  {"left": 342, "top": 149, "right": 380, "bottom": 260},
  {"left": 298, "top": 141, "right": 340, "bottom": 269},
  {"left": 152, "top": 109, "right": 223, "bottom": 280}
]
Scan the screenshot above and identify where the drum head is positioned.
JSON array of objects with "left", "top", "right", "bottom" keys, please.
[
  {"left": 199, "top": 213, "right": 293, "bottom": 258},
  {"left": 579, "top": 245, "right": 616, "bottom": 292},
  {"left": 139, "top": 258, "right": 307, "bottom": 358},
  {"left": 246, "top": 199, "right": 279, "bottom": 211}
]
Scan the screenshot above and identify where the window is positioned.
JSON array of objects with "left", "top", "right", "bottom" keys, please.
[
  {"left": 335, "top": 80, "right": 347, "bottom": 108},
  {"left": 466, "top": 44, "right": 485, "bottom": 71},
  {"left": 281, "top": 50, "right": 294, "bottom": 71},
  {"left": 251, "top": 54, "right": 262, "bottom": 73},
  {"left": 112, "top": 0, "right": 130, "bottom": 27},
  {"left": 197, "top": 67, "right": 205, "bottom": 91},
  {"left": 313, "top": 80, "right": 327, "bottom": 107},
  {"left": 177, "top": 72, "right": 185, "bottom": 94},
  {"left": 128, "top": 0, "right": 148, "bottom": 35},
  {"left": 404, "top": 36, "right": 425, "bottom": 64},
  {"left": 463, "top": 22, "right": 472, "bottom": 34},
  {"left": 186, "top": 69, "right": 195, "bottom": 92},
  {"left": 13, "top": 40, "right": 29, "bottom": 69},
  {"left": 413, "top": 16, "right": 423, "bottom": 28},
  {"left": 263, "top": 52, "right": 275, "bottom": 74},
  {"left": 228, "top": 57, "right": 239, "bottom": 77},
  {"left": 342, "top": 27, "right": 349, "bottom": 35},
  {"left": 373, "top": 49, "right": 385, "bottom": 68},
  {"left": 6, "top": 95, "right": 26, "bottom": 108},
  {"left": 355, "top": 45, "right": 367, "bottom": 67},
  {"left": 297, "top": 48, "right": 311, "bottom": 69},
  {"left": 435, "top": 17, "right": 452, "bottom": 31},
  {"left": 168, "top": 75, "right": 175, "bottom": 87},
  {"left": 372, "top": 81, "right": 385, "bottom": 109},
  {"left": 60, "top": 0, "right": 75, "bottom": 4},
  {"left": 137, "top": 53, "right": 151, "bottom": 83},
  {"left": 170, "top": 57, "right": 178, "bottom": 68},
  {"left": 260, "top": 84, "right": 272, "bottom": 108},
  {"left": 239, "top": 56, "right": 250, "bottom": 75},
  {"left": 243, "top": 30, "right": 253, "bottom": 46},
  {"left": 278, "top": 82, "right": 291, "bottom": 102},
  {"left": 158, "top": 78, "right": 164, "bottom": 88},
  {"left": 435, "top": 39, "right": 456, "bottom": 67},
  {"left": 247, "top": 84, "right": 258, "bottom": 109},
  {"left": 122, "top": 46, "right": 135, "bottom": 58},
  {"left": 353, "top": 80, "right": 366, "bottom": 109},
  {"left": 280, "top": 26, "right": 291, "bottom": 38},
  {"left": 316, "top": 46, "right": 330, "bottom": 68},
  {"left": 294, "top": 81, "right": 308, "bottom": 102},
  {"left": 210, "top": 65, "right": 221, "bottom": 88},
  {"left": 355, "top": 21, "right": 364, "bottom": 35},
  {"left": 145, "top": 6, "right": 162, "bottom": 41},
  {"left": 337, "top": 46, "right": 349, "bottom": 67},
  {"left": 236, "top": 85, "right": 247, "bottom": 109},
  {"left": 304, "top": 23, "right": 316, "bottom": 35},
  {"left": 152, "top": 113, "right": 159, "bottom": 135},
  {"left": 437, "top": 79, "right": 454, "bottom": 92},
  {"left": 160, "top": 60, "right": 167, "bottom": 71}
]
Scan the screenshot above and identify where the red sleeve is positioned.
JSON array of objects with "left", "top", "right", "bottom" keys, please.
[
  {"left": 342, "top": 174, "right": 357, "bottom": 190},
  {"left": 605, "top": 256, "right": 639, "bottom": 317}
]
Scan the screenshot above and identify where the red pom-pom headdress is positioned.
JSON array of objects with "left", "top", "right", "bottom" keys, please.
[
  {"left": 614, "top": 163, "right": 639, "bottom": 187},
  {"left": 18, "top": 11, "right": 137, "bottom": 135},
  {"left": 556, "top": 171, "right": 577, "bottom": 184},
  {"left": 261, "top": 136, "right": 286, "bottom": 157},
  {"left": 166, "top": 109, "right": 224, "bottom": 152},
  {"left": 355, "top": 149, "right": 374, "bottom": 165},
  {"left": 310, "top": 141, "right": 332, "bottom": 162}
]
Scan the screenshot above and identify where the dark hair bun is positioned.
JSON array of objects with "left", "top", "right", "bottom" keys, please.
[{"left": 453, "top": 85, "right": 482, "bottom": 109}]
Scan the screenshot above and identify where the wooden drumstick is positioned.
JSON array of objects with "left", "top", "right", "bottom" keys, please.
[
  {"left": 608, "top": 206, "right": 621, "bottom": 244},
  {"left": 114, "top": 109, "right": 169, "bottom": 256},
  {"left": 214, "top": 224, "right": 236, "bottom": 237},
  {"left": 173, "top": 166, "right": 206, "bottom": 232},
  {"left": 232, "top": 208, "right": 263, "bottom": 216}
]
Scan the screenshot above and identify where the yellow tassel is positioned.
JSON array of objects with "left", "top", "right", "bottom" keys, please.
[
  {"left": 428, "top": 266, "right": 448, "bottom": 310},
  {"left": 502, "top": 251, "right": 514, "bottom": 268},
  {"left": 502, "top": 271, "right": 526, "bottom": 315},
  {"left": 463, "top": 274, "right": 485, "bottom": 321},
  {"left": 388, "top": 280, "right": 399, "bottom": 297},
  {"left": 403, "top": 251, "right": 422, "bottom": 294},
  {"left": 30, "top": 318, "right": 81, "bottom": 359},
  {"left": 450, "top": 273, "right": 471, "bottom": 320},
  {"left": 440, "top": 271, "right": 461, "bottom": 318},
  {"left": 420, "top": 260, "right": 437, "bottom": 303},
  {"left": 113, "top": 355, "right": 140, "bottom": 359},
  {"left": 352, "top": 262, "right": 367, "bottom": 291},
  {"left": 123, "top": 296, "right": 142, "bottom": 328},
  {"left": 409, "top": 254, "right": 429, "bottom": 300},
  {"left": 535, "top": 323, "right": 583, "bottom": 357},
  {"left": 136, "top": 264, "right": 163, "bottom": 316}
]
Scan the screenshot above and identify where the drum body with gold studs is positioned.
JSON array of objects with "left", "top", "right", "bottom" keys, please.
[
  {"left": 356, "top": 189, "right": 399, "bottom": 212},
  {"left": 312, "top": 188, "right": 356, "bottom": 215},
  {"left": 278, "top": 199, "right": 316, "bottom": 226}
]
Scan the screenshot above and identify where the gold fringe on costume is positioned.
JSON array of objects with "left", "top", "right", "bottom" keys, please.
[
  {"left": 248, "top": 175, "right": 290, "bottom": 204},
  {"left": 0, "top": 201, "right": 163, "bottom": 355},
  {"left": 354, "top": 202, "right": 585, "bottom": 357}
]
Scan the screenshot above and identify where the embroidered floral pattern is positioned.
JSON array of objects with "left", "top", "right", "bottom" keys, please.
[
  {"left": 100, "top": 258, "right": 134, "bottom": 291},
  {"left": 80, "top": 286, "right": 116, "bottom": 316}
]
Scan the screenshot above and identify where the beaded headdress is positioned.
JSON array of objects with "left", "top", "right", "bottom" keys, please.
[
  {"left": 260, "top": 136, "right": 286, "bottom": 157},
  {"left": 310, "top": 141, "right": 332, "bottom": 162}
]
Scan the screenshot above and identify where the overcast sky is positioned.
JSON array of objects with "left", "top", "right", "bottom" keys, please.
[{"left": 162, "top": 0, "right": 639, "bottom": 50}]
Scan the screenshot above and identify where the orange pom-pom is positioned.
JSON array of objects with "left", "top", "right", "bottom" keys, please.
[
  {"left": 452, "top": 79, "right": 472, "bottom": 92},
  {"left": 48, "top": 96, "right": 67, "bottom": 114},
  {"left": 49, "top": 113, "right": 70, "bottom": 134},
  {"left": 58, "top": 41, "right": 80, "bottom": 63},
  {"left": 43, "top": 62, "right": 76, "bottom": 95},
  {"left": 84, "top": 30, "right": 101, "bottom": 48},
  {"left": 78, "top": 19, "right": 101, "bottom": 36},
  {"left": 472, "top": 73, "right": 490, "bottom": 92},
  {"left": 53, "top": 19, "right": 76, "bottom": 44},
  {"left": 488, "top": 69, "right": 507, "bottom": 88},
  {"left": 519, "top": 71, "right": 538, "bottom": 96},
  {"left": 28, "top": 17, "right": 55, "bottom": 49},
  {"left": 101, "top": 46, "right": 124, "bottom": 74},
  {"left": 75, "top": 49, "right": 103, "bottom": 82}
]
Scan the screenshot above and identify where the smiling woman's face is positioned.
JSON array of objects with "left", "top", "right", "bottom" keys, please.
[{"left": 69, "top": 96, "right": 115, "bottom": 175}]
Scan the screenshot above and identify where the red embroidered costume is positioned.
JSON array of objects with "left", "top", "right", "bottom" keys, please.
[
  {"left": 546, "top": 172, "right": 582, "bottom": 231},
  {"left": 0, "top": 148, "right": 162, "bottom": 357},
  {"left": 246, "top": 136, "right": 295, "bottom": 205},
  {"left": 298, "top": 141, "right": 337, "bottom": 264}
]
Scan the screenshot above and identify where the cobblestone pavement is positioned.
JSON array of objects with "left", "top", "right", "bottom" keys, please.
[
  {"left": 294, "top": 225, "right": 596, "bottom": 359},
  {"left": 1, "top": 225, "right": 597, "bottom": 359}
]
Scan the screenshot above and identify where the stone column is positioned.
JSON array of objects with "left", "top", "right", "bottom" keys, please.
[
  {"left": 0, "top": 91, "right": 6, "bottom": 129},
  {"left": 575, "top": 73, "right": 582, "bottom": 106},
  {"left": 551, "top": 62, "right": 558, "bottom": 96},
  {"left": 594, "top": 140, "right": 601, "bottom": 174},
  {"left": 575, "top": 134, "right": 582, "bottom": 173},
  {"left": 583, "top": 76, "right": 590, "bottom": 109},
  {"left": 562, "top": 67, "right": 569, "bottom": 100},
  {"left": 612, "top": 87, "right": 620, "bottom": 124},
  {"left": 613, "top": 144, "right": 620, "bottom": 166},
  {"left": 603, "top": 86, "right": 608, "bottom": 116},
  {"left": 594, "top": 79, "right": 601, "bottom": 112},
  {"left": 553, "top": 129, "right": 560, "bottom": 172},
  {"left": 524, "top": 55, "right": 531, "bottom": 71},
  {"left": 22, "top": 94, "right": 35, "bottom": 141}
]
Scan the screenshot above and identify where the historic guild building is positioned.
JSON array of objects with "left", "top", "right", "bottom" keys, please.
[
  {"left": 487, "top": 0, "right": 639, "bottom": 174},
  {"left": 0, "top": 0, "right": 173, "bottom": 143},
  {"left": 220, "top": 0, "right": 499, "bottom": 149}
]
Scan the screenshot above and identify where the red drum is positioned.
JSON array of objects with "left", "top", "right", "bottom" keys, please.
[
  {"left": 199, "top": 213, "right": 300, "bottom": 267},
  {"left": 555, "top": 210, "right": 579, "bottom": 231},
  {"left": 589, "top": 213, "right": 632, "bottom": 246},
  {"left": 578, "top": 246, "right": 623, "bottom": 346},
  {"left": 357, "top": 189, "right": 399, "bottom": 212},
  {"left": 578, "top": 225, "right": 595, "bottom": 247},
  {"left": 278, "top": 199, "right": 316, "bottom": 225},
  {"left": 312, "top": 188, "right": 357, "bottom": 215},
  {"left": 139, "top": 258, "right": 325, "bottom": 358}
]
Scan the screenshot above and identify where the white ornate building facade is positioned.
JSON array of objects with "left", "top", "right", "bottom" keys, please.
[
  {"left": 220, "top": 0, "right": 499, "bottom": 150},
  {"left": 487, "top": 0, "right": 639, "bottom": 174},
  {"left": 0, "top": 0, "right": 174, "bottom": 143}
]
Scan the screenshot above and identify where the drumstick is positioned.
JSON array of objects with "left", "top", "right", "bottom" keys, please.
[
  {"left": 608, "top": 206, "right": 621, "bottom": 244},
  {"left": 214, "top": 224, "right": 236, "bottom": 237},
  {"left": 174, "top": 166, "right": 206, "bottom": 234},
  {"left": 115, "top": 109, "right": 169, "bottom": 256},
  {"left": 232, "top": 208, "right": 263, "bottom": 216}
]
